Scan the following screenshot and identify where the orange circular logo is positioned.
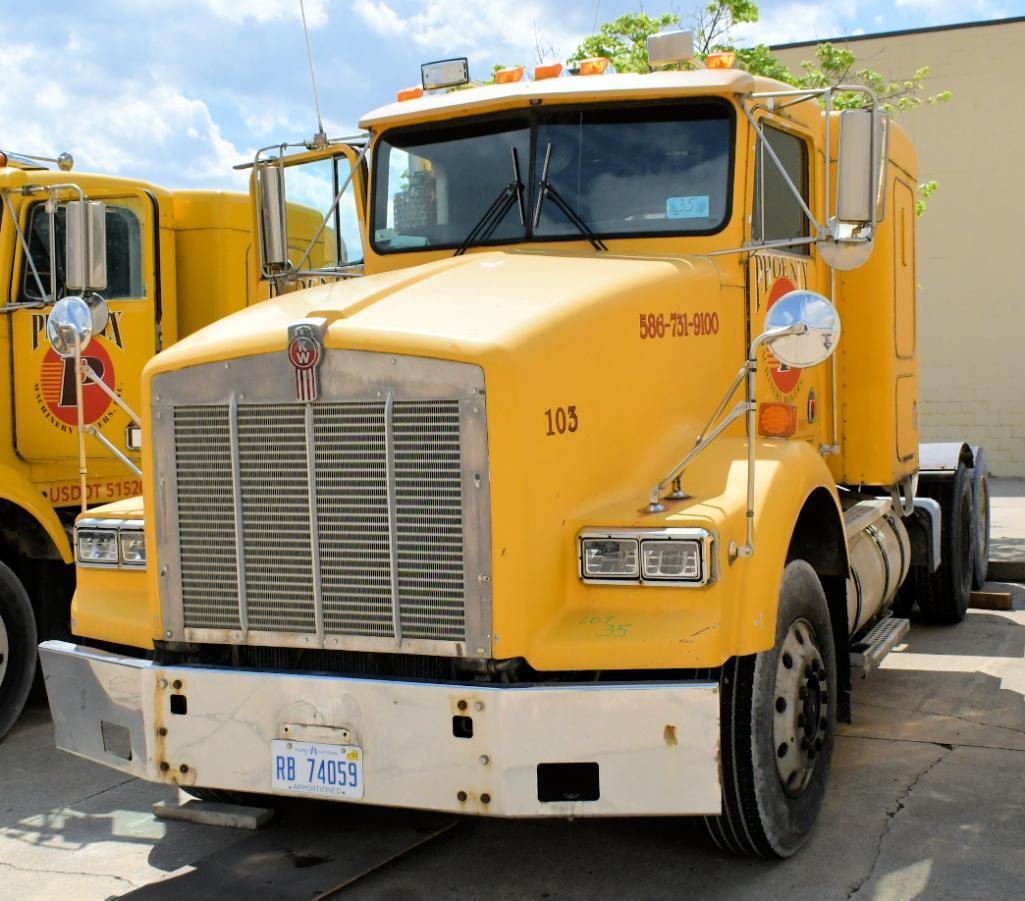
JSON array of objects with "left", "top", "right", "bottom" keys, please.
[{"left": 39, "top": 343, "right": 116, "bottom": 426}]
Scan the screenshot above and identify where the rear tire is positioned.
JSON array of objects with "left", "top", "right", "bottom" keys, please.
[
  {"left": 702, "top": 560, "right": 837, "bottom": 858},
  {"left": 0, "top": 561, "right": 38, "bottom": 742},
  {"left": 914, "top": 464, "right": 975, "bottom": 624},
  {"left": 971, "top": 450, "right": 990, "bottom": 588}
]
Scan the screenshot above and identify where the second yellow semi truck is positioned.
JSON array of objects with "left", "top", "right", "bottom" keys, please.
[{"left": 40, "top": 37, "right": 988, "bottom": 858}]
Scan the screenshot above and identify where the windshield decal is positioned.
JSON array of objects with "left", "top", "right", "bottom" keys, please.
[{"left": 666, "top": 196, "right": 710, "bottom": 219}]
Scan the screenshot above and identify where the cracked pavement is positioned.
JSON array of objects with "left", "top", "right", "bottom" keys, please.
[
  {"left": 4, "top": 590, "right": 1020, "bottom": 897},
  {"left": 2, "top": 589, "right": 1024, "bottom": 899}
]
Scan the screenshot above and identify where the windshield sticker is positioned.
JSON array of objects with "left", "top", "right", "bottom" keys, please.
[{"left": 666, "top": 196, "right": 709, "bottom": 219}]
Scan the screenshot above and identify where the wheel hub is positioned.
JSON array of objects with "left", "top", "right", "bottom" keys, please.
[
  {"left": 772, "top": 617, "right": 829, "bottom": 796},
  {"left": 0, "top": 611, "right": 8, "bottom": 688}
]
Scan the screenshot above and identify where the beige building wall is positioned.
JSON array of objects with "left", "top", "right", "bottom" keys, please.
[{"left": 774, "top": 19, "right": 1025, "bottom": 475}]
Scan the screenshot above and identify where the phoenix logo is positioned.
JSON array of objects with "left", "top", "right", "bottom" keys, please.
[{"left": 287, "top": 321, "right": 325, "bottom": 402}]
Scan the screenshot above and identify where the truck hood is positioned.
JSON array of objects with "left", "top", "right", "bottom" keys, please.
[{"left": 147, "top": 249, "right": 723, "bottom": 374}]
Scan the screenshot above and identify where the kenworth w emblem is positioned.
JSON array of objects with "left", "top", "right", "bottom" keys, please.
[{"left": 287, "top": 318, "right": 327, "bottom": 402}]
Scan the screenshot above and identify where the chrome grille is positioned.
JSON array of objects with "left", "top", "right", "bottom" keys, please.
[{"left": 172, "top": 398, "right": 467, "bottom": 643}]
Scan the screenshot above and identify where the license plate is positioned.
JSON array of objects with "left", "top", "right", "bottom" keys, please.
[{"left": 270, "top": 740, "right": 364, "bottom": 798}]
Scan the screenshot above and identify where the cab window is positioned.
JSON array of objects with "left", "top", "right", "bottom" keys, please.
[
  {"left": 19, "top": 202, "right": 145, "bottom": 301},
  {"left": 752, "top": 124, "right": 810, "bottom": 253},
  {"left": 281, "top": 155, "right": 363, "bottom": 269}
]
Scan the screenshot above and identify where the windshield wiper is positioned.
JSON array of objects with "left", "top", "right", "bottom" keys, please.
[
  {"left": 532, "top": 142, "right": 607, "bottom": 252},
  {"left": 453, "top": 146, "right": 526, "bottom": 257}
]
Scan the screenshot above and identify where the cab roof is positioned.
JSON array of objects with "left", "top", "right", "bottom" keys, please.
[{"left": 360, "top": 68, "right": 761, "bottom": 131}]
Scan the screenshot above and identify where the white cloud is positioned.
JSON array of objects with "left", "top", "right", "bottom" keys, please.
[
  {"left": 732, "top": 2, "right": 857, "bottom": 46},
  {"left": 202, "top": 0, "right": 329, "bottom": 27},
  {"left": 0, "top": 37, "right": 249, "bottom": 188},
  {"left": 893, "top": 0, "right": 1006, "bottom": 16},
  {"left": 350, "top": 0, "right": 585, "bottom": 67},
  {"left": 352, "top": 0, "right": 403, "bottom": 35}
]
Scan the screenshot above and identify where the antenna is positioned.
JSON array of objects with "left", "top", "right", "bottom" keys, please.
[{"left": 299, "top": 0, "right": 327, "bottom": 149}]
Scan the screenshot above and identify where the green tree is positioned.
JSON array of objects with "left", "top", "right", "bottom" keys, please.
[
  {"left": 573, "top": 12, "right": 681, "bottom": 72},
  {"left": 566, "top": 4, "right": 950, "bottom": 212}
]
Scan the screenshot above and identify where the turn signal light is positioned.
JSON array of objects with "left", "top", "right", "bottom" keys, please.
[
  {"left": 578, "top": 57, "right": 612, "bottom": 76},
  {"left": 705, "top": 51, "right": 736, "bottom": 69},
  {"left": 533, "top": 62, "right": 564, "bottom": 80},
  {"left": 397, "top": 85, "right": 424, "bottom": 102},
  {"left": 0, "top": 152, "right": 8, "bottom": 167},
  {"left": 495, "top": 66, "right": 526, "bottom": 84},
  {"left": 759, "top": 402, "right": 797, "bottom": 438}
]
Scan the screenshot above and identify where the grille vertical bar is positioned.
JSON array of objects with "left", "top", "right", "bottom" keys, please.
[
  {"left": 173, "top": 405, "right": 240, "bottom": 631},
  {"left": 394, "top": 400, "right": 465, "bottom": 640}
]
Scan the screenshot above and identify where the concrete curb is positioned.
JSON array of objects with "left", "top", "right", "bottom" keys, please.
[{"left": 987, "top": 559, "right": 1025, "bottom": 582}]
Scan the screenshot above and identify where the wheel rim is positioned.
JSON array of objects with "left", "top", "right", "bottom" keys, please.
[
  {"left": 772, "top": 617, "right": 829, "bottom": 797},
  {"left": 0, "top": 610, "right": 8, "bottom": 689}
]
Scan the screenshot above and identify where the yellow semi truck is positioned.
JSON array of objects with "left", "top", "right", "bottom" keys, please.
[
  {"left": 40, "top": 38, "right": 988, "bottom": 858},
  {"left": 0, "top": 150, "right": 271, "bottom": 739}
]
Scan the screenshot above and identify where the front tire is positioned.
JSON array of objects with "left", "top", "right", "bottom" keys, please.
[
  {"left": 0, "top": 561, "right": 38, "bottom": 742},
  {"left": 703, "top": 560, "right": 837, "bottom": 858}
]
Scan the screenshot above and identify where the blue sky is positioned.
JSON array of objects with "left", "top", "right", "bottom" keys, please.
[{"left": 0, "top": 0, "right": 1018, "bottom": 191}]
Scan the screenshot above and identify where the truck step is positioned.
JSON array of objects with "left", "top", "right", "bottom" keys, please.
[{"left": 850, "top": 616, "right": 910, "bottom": 674}]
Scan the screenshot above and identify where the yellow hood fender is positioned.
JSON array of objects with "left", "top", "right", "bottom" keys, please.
[{"left": 0, "top": 463, "right": 72, "bottom": 563}]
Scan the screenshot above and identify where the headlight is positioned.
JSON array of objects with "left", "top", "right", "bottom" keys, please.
[
  {"left": 641, "top": 539, "right": 701, "bottom": 581},
  {"left": 118, "top": 530, "right": 147, "bottom": 566},
  {"left": 581, "top": 538, "right": 639, "bottom": 579},
  {"left": 579, "top": 529, "right": 713, "bottom": 586},
  {"left": 77, "top": 529, "right": 118, "bottom": 564},
  {"left": 76, "top": 518, "right": 146, "bottom": 568}
]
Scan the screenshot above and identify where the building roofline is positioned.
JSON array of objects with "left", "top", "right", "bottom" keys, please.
[{"left": 770, "top": 14, "right": 1025, "bottom": 51}]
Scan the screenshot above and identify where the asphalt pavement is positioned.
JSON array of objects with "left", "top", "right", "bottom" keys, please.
[{"left": 1, "top": 482, "right": 1023, "bottom": 900}]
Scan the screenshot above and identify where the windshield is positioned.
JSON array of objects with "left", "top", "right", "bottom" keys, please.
[{"left": 372, "top": 100, "right": 734, "bottom": 253}]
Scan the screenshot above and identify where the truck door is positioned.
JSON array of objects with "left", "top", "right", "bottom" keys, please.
[
  {"left": 748, "top": 118, "right": 831, "bottom": 445},
  {"left": 10, "top": 190, "right": 158, "bottom": 481}
]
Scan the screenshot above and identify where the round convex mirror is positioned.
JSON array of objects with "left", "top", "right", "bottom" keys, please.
[
  {"left": 46, "top": 296, "right": 94, "bottom": 357},
  {"left": 764, "top": 290, "right": 841, "bottom": 369}
]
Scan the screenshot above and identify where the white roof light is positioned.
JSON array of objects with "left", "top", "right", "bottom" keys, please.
[
  {"left": 646, "top": 30, "right": 695, "bottom": 68},
  {"left": 421, "top": 58, "right": 470, "bottom": 91}
]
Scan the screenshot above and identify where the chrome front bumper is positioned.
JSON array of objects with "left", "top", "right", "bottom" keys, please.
[{"left": 39, "top": 640, "right": 722, "bottom": 817}]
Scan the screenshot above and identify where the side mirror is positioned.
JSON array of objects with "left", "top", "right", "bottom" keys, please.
[
  {"left": 256, "top": 164, "right": 289, "bottom": 274},
  {"left": 65, "top": 200, "right": 107, "bottom": 293},
  {"left": 761, "top": 290, "right": 841, "bottom": 368},
  {"left": 46, "top": 296, "right": 95, "bottom": 356}
]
